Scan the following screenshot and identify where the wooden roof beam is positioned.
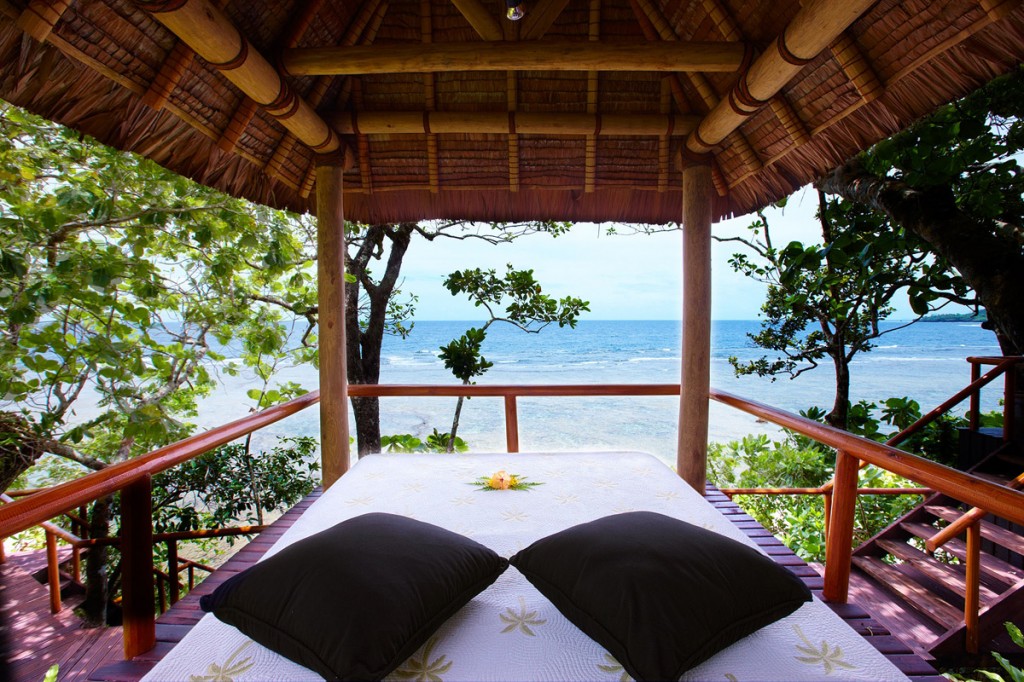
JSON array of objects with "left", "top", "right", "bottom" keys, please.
[
  {"left": 16, "top": 0, "right": 73, "bottom": 42},
  {"left": 282, "top": 41, "right": 748, "bottom": 75},
  {"left": 134, "top": 0, "right": 340, "bottom": 155},
  {"left": 450, "top": 0, "right": 504, "bottom": 41},
  {"left": 520, "top": 0, "right": 573, "bottom": 40},
  {"left": 328, "top": 111, "right": 699, "bottom": 136},
  {"left": 687, "top": 0, "right": 876, "bottom": 155}
]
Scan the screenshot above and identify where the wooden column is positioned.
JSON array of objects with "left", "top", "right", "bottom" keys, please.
[
  {"left": 316, "top": 159, "right": 350, "bottom": 489},
  {"left": 678, "top": 163, "right": 713, "bottom": 492},
  {"left": 823, "top": 450, "right": 858, "bottom": 602},
  {"left": 121, "top": 475, "right": 155, "bottom": 658}
]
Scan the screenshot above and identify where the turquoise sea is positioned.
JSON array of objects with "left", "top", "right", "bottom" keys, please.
[{"left": 201, "top": 319, "right": 1003, "bottom": 467}]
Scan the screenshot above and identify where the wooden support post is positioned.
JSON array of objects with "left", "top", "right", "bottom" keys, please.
[
  {"left": 72, "top": 546, "right": 81, "bottom": 583},
  {"left": 965, "top": 520, "right": 981, "bottom": 654},
  {"left": 316, "top": 160, "right": 350, "bottom": 489},
  {"left": 1004, "top": 363, "right": 1016, "bottom": 443},
  {"left": 121, "top": 475, "right": 156, "bottom": 659},
  {"left": 678, "top": 163, "right": 713, "bottom": 493},
  {"left": 46, "top": 530, "right": 61, "bottom": 614},
  {"left": 823, "top": 450, "right": 858, "bottom": 602},
  {"left": 504, "top": 396, "right": 520, "bottom": 453},
  {"left": 822, "top": 490, "right": 832, "bottom": 540},
  {"left": 167, "top": 540, "right": 179, "bottom": 605}
]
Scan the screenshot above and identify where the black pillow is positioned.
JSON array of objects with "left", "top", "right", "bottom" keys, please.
[
  {"left": 200, "top": 512, "right": 508, "bottom": 681},
  {"left": 509, "top": 511, "right": 811, "bottom": 681}
]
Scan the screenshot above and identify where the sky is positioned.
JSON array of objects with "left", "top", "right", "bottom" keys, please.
[{"left": 394, "top": 186, "right": 929, "bottom": 321}]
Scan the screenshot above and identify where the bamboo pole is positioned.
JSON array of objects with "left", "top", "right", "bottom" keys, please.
[
  {"left": 135, "top": 0, "right": 339, "bottom": 154},
  {"left": 678, "top": 164, "right": 713, "bottom": 493},
  {"left": 283, "top": 40, "right": 748, "bottom": 75},
  {"left": 329, "top": 111, "right": 698, "bottom": 137},
  {"left": 316, "top": 160, "right": 350, "bottom": 489},
  {"left": 687, "top": 0, "right": 876, "bottom": 154}
]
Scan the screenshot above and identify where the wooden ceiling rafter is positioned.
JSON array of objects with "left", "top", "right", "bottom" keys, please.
[
  {"left": 449, "top": 0, "right": 503, "bottom": 41},
  {"left": 133, "top": 0, "right": 341, "bottom": 163},
  {"left": 686, "top": 0, "right": 877, "bottom": 156},
  {"left": 768, "top": 94, "right": 810, "bottom": 147},
  {"left": 507, "top": 70, "right": 519, "bottom": 193},
  {"left": 422, "top": 0, "right": 439, "bottom": 195},
  {"left": 658, "top": 76, "right": 670, "bottom": 192},
  {"left": 828, "top": 32, "right": 883, "bottom": 105},
  {"left": 628, "top": 0, "right": 754, "bottom": 193},
  {"left": 724, "top": 0, "right": 1020, "bottom": 193},
  {"left": 267, "top": 0, "right": 386, "bottom": 185},
  {"left": 520, "top": 0, "right": 574, "bottom": 40},
  {"left": 15, "top": 0, "right": 72, "bottom": 42},
  {"left": 5, "top": 0, "right": 274, "bottom": 176},
  {"left": 351, "top": 77, "right": 372, "bottom": 192},
  {"left": 584, "top": 0, "right": 600, "bottom": 193},
  {"left": 281, "top": 40, "right": 749, "bottom": 76},
  {"left": 699, "top": 0, "right": 742, "bottom": 41}
]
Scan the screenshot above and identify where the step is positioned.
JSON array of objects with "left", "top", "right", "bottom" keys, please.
[
  {"left": 925, "top": 505, "right": 1024, "bottom": 556},
  {"left": 875, "top": 539, "right": 1000, "bottom": 602},
  {"left": 851, "top": 556, "right": 963, "bottom": 629},
  {"left": 901, "top": 522, "right": 1024, "bottom": 590}
]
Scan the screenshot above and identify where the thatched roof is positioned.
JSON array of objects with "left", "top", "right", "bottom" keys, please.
[{"left": 1, "top": 0, "right": 1022, "bottom": 225}]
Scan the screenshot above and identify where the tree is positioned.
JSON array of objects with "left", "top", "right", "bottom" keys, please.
[
  {"left": 438, "top": 265, "right": 589, "bottom": 450},
  {"left": 818, "top": 67, "right": 1024, "bottom": 356},
  {"left": 0, "top": 103, "right": 320, "bottom": 623},
  {"left": 721, "top": 191, "right": 973, "bottom": 428},
  {"left": 342, "top": 221, "right": 570, "bottom": 456}
]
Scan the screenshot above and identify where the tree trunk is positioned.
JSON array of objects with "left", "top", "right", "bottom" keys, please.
[
  {"left": 448, "top": 394, "right": 467, "bottom": 453},
  {"left": 80, "top": 495, "right": 112, "bottom": 627},
  {"left": 0, "top": 412, "right": 42, "bottom": 492},
  {"left": 827, "top": 357, "right": 851, "bottom": 430},
  {"left": 818, "top": 161, "right": 1024, "bottom": 356},
  {"left": 352, "top": 396, "right": 382, "bottom": 454}
]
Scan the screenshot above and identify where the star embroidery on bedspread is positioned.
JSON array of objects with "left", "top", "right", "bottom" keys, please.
[
  {"left": 593, "top": 479, "right": 618, "bottom": 490},
  {"left": 345, "top": 496, "right": 374, "bottom": 506},
  {"left": 654, "top": 490, "right": 680, "bottom": 501},
  {"left": 450, "top": 495, "right": 476, "bottom": 506},
  {"left": 631, "top": 466, "right": 654, "bottom": 478},
  {"left": 792, "top": 624, "right": 857, "bottom": 674},
  {"left": 188, "top": 641, "right": 254, "bottom": 681},
  {"left": 499, "top": 596, "right": 547, "bottom": 636},
  {"left": 394, "top": 637, "right": 453, "bottom": 682},
  {"left": 554, "top": 493, "right": 580, "bottom": 504},
  {"left": 404, "top": 482, "right": 426, "bottom": 493},
  {"left": 501, "top": 510, "right": 529, "bottom": 522},
  {"left": 597, "top": 652, "right": 633, "bottom": 682}
]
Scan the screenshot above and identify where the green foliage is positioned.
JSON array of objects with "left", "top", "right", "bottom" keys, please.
[
  {"left": 43, "top": 665, "right": 59, "bottom": 682},
  {"left": 381, "top": 430, "right": 468, "bottom": 453},
  {"left": 152, "top": 436, "right": 319, "bottom": 533},
  {"left": 725, "top": 192, "right": 972, "bottom": 427},
  {"left": 948, "top": 622, "right": 1024, "bottom": 682}
]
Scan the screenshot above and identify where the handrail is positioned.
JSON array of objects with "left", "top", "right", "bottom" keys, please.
[
  {"left": 710, "top": 388, "right": 1024, "bottom": 525},
  {"left": 720, "top": 487, "right": 931, "bottom": 496},
  {"left": 0, "top": 390, "right": 320, "bottom": 538},
  {"left": 926, "top": 468, "right": 1024, "bottom": 552},
  {"left": 819, "top": 356, "right": 1022, "bottom": 494},
  {"left": 348, "top": 383, "right": 681, "bottom": 397}
]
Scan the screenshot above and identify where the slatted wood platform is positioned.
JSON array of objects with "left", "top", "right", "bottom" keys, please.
[{"left": 4, "top": 485, "right": 942, "bottom": 681}]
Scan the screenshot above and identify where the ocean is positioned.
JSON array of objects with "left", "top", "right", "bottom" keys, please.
[{"left": 202, "top": 319, "right": 1003, "bottom": 467}]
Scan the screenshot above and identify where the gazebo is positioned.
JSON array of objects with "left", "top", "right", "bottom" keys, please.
[{"left": 2, "top": 0, "right": 1024, "bottom": 677}]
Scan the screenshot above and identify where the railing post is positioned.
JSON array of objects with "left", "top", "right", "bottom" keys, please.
[
  {"left": 167, "top": 540, "right": 179, "bottom": 605},
  {"left": 72, "top": 545, "right": 81, "bottom": 583},
  {"left": 965, "top": 520, "right": 981, "bottom": 654},
  {"left": 46, "top": 530, "right": 62, "bottom": 614},
  {"left": 121, "top": 475, "right": 156, "bottom": 659},
  {"left": 822, "top": 490, "right": 832, "bottom": 540},
  {"left": 504, "top": 395, "right": 520, "bottom": 453},
  {"left": 970, "top": 360, "right": 980, "bottom": 432},
  {"left": 1004, "top": 363, "right": 1016, "bottom": 443},
  {"left": 823, "top": 450, "right": 859, "bottom": 603}
]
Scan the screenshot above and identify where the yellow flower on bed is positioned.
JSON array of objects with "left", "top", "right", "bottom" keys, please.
[{"left": 472, "top": 470, "right": 543, "bottom": 491}]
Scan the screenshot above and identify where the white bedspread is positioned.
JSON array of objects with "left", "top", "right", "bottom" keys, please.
[{"left": 143, "top": 451, "right": 909, "bottom": 681}]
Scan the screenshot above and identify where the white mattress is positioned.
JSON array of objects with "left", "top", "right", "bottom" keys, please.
[{"left": 142, "top": 451, "right": 909, "bottom": 681}]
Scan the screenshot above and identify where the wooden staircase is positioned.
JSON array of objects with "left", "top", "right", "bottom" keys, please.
[{"left": 850, "top": 451, "right": 1024, "bottom": 661}]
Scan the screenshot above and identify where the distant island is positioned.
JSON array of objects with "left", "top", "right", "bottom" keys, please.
[{"left": 922, "top": 311, "right": 987, "bottom": 322}]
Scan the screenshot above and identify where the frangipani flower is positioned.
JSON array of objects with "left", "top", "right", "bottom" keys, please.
[{"left": 489, "top": 470, "right": 513, "bottom": 489}]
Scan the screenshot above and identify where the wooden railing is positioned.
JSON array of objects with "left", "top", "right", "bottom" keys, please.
[
  {"left": 2, "top": 373, "right": 1023, "bottom": 661},
  {"left": 715, "top": 356, "right": 1023, "bottom": 653}
]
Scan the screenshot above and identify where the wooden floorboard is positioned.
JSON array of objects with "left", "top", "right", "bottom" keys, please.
[{"left": 5, "top": 485, "right": 941, "bottom": 681}]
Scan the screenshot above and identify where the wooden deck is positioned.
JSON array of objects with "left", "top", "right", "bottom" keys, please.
[{"left": 2, "top": 485, "right": 943, "bottom": 681}]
